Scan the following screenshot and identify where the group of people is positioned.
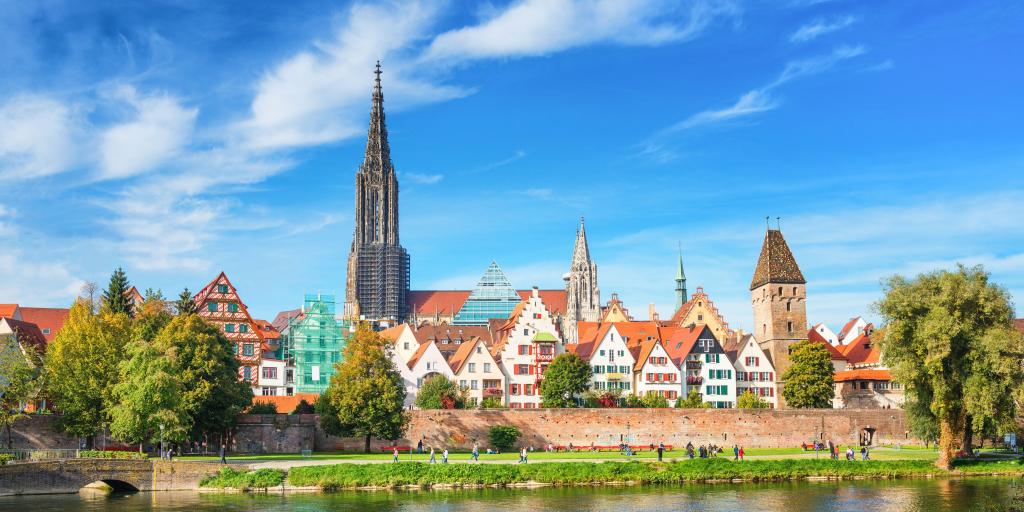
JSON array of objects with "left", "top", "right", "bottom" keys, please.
[
  {"left": 395, "top": 439, "right": 527, "bottom": 464},
  {"left": 684, "top": 441, "right": 732, "bottom": 459},
  {"left": 816, "top": 440, "right": 870, "bottom": 461}
]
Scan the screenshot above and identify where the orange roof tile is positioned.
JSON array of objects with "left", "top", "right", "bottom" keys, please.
[
  {"left": 834, "top": 369, "right": 892, "bottom": 382},
  {"left": 663, "top": 324, "right": 710, "bottom": 366},
  {"left": 1, "top": 317, "right": 47, "bottom": 353},
  {"left": 249, "top": 393, "right": 320, "bottom": 413},
  {"left": 18, "top": 307, "right": 69, "bottom": 343},
  {"left": 407, "top": 289, "right": 567, "bottom": 317},
  {"left": 0, "top": 304, "right": 19, "bottom": 318},
  {"left": 253, "top": 319, "right": 280, "bottom": 340},
  {"left": 840, "top": 332, "right": 880, "bottom": 365},
  {"left": 632, "top": 339, "right": 662, "bottom": 372},
  {"left": 379, "top": 323, "right": 409, "bottom": 342},
  {"left": 808, "top": 328, "right": 847, "bottom": 361},
  {"left": 406, "top": 341, "right": 434, "bottom": 369},
  {"left": 446, "top": 337, "right": 485, "bottom": 374},
  {"left": 837, "top": 317, "right": 861, "bottom": 341}
]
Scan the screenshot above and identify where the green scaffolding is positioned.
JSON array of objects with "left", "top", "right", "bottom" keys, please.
[{"left": 284, "top": 293, "right": 351, "bottom": 394}]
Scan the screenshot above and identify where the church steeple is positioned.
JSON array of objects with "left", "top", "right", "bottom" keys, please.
[
  {"left": 563, "top": 216, "right": 601, "bottom": 342},
  {"left": 675, "top": 242, "right": 687, "bottom": 310},
  {"left": 571, "top": 216, "right": 591, "bottom": 270}
]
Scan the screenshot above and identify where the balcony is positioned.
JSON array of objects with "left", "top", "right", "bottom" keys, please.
[
  {"left": 535, "top": 352, "right": 554, "bottom": 363},
  {"left": 606, "top": 372, "right": 627, "bottom": 381},
  {"left": 483, "top": 388, "right": 503, "bottom": 397},
  {"left": 685, "top": 361, "right": 702, "bottom": 370},
  {"left": 686, "top": 375, "right": 703, "bottom": 385}
]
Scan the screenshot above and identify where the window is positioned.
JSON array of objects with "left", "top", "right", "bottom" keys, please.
[
  {"left": 228, "top": 302, "right": 239, "bottom": 313},
  {"left": 261, "top": 387, "right": 274, "bottom": 396},
  {"left": 225, "top": 323, "right": 235, "bottom": 333},
  {"left": 523, "top": 328, "right": 529, "bottom": 336},
  {"left": 484, "top": 363, "right": 491, "bottom": 373},
  {"left": 242, "top": 343, "right": 254, "bottom": 356},
  {"left": 217, "top": 284, "right": 228, "bottom": 293},
  {"left": 240, "top": 324, "right": 248, "bottom": 333},
  {"left": 515, "top": 364, "right": 531, "bottom": 375},
  {"left": 518, "top": 345, "right": 530, "bottom": 356},
  {"left": 606, "top": 365, "right": 615, "bottom": 373},
  {"left": 619, "top": 365, "right": 629, "bottom": 374},
  {"left": 476, "top": 346, "right": 482, "bottom": 354},
  {"left": 599, "top": 349, "right": 605, "bottom": 356},
  {"left": 262, "top": 367, "right": 277, "bottom": 380},
  {"left": 787, "top": 321, "right": 793, "bottom": 333},
  {"left": 793, "top": 287, "right": 798, "bottom": 295},
  {"left": 403, "top": 342, "right": 409, "bottom": 350},
  {"left": 524, "top": 384, "right": 534, "bottom": 395},
  {"left": 617, "top": 350, "right": 624, "bottom": 357},
  {"left": 786, "top": 301, "right": 791, "bottom": 312},
  {"left": 593, "top": 365, "right": 603, "bottom": 374},
  {"left": 243, "top": 366, "right": 251, "bottom": 381},
  {"left": 42, "top": 328, "right": 51, "bottom": 335},
  {"left": 698, "top": 314, "right": 703, "bottom": 321},
  {"left": 510, "top": 384, "right": 520, "bottom": 395},
  {"left": 471, "top": 380, "right": 478, "bottom": 390},
  {"left": 460, "top": 380, "right": 467, "bottom": 389},
  {"left": 207, "top": 302, "right": 217, "bottom": 312},
  {"left": 778, "top": 286, "right": 783, "bottom": 296},
  {"left": 468, "top": 363, "right": 476, "bottom": 373},
  {"left": 705, "top": 353, "right": 720, "bottom": 363},
  {"left": 745, "top": 356, "right": 759, "bottom": 367}
]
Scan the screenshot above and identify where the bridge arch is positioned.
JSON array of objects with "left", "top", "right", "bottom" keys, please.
[{"left": 82, "top": 479, "right": 140, "bottom": 493}]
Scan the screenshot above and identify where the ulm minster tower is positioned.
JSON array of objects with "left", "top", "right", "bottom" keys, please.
[{"left": 344, "top": 62, "right": 410, "bottom": 323}]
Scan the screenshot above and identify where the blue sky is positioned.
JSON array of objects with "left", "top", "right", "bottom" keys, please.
[{"left": 1, "top": 0, "right": 1022, "bottom": 331}]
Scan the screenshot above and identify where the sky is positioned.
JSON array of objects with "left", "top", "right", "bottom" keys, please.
[{"left": 1, "top": 0, "right": 1022, "bottom": 331}]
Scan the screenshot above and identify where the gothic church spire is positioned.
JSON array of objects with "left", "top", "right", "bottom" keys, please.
[{"left": 675, "top": 242, "right": 688, "bottom": 310}]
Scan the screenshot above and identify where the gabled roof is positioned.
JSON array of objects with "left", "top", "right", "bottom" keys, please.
[
  {"left": 667, "top": 287, "right": 730, "bottom": 331},
  {"left": 834, "top": 368, "right": 891, "bottom": 382},
  {"left": 192, "top": 271, "right": 265, "bottom": 343},
  {"left": 750, "top": 229, "right": 805, "bottom": 290},
  {"left": 253, "top": 319, "right": 280, "bottom": 340},
  {"left": 446, "top": 337, "right": 490, "bottom": 374},
  {"left": 272, "top": 308, "right": 303, "bottom": 332},
  {"left": 837, "top": 317, "right": 862, "bottom": 341},
  {"left": 0, "top": 304, "right": 20, "bottom": 319},
  {"left": 840, "top": 332, "right": 880, "bottom": 365},
  {"left": 411, "top": 323, "right": 493, "bottom": 346},
  {"left": 406, "top": 341, "right": 434, "bottom": 369},
  {"left": 0, "top": 317, "right": 47, "bottom": 353},
  {"left": 407, "top": 289, "right": 568, "bottom": 317},
  {"left": 808, "top": 328, "right": 848, "bottom": 361},
  {"left": 18, "top": 307, "right": 69, "bottom": 342},
  {"left": 379, "top": 323, "right": 410, "bottom": 342},
  {"left": 663, "top": 324, "right": 712, "bottom": 366},
  {"left": 631, "top": 339, "right": 664, "bottom": 372}
]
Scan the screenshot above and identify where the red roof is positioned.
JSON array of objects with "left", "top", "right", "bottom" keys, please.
[
  {"left": 834, "top": 368, "right": 891, "bottom": 382},
  {"left": 1, "top": 317, "right": 47, "bottom": 353},
  {"left": 408, "top": 289, "right": 567, "bottom": 317},
  {"left": 662, "top": 324, "right": 710, "bottom": 366},
  {"left": 1014, "top": 319, "right": 1024, "bottom": 335},
  {"left": 250, "top": 393, "right": 319, "bottom": 413},
  {"left": 808, "top": 328, "right": 848, "bottom": 361},
  {"left": 253, "top": 319, "right": 280, "bottom": 340},
  {"left": 272, "top": 308, "right": 302, "bottom": 332},
  {"left": 837, "top": 317, "right": 861, "bottom": 341},
  {"left": 0, "top": 304, "right": 19, "bottom": 318},
  {"left": 840, "top": 332, "right": 880, "bottom": 365}
]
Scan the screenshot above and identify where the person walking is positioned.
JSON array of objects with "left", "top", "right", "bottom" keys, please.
[
  {"left": 472, "top": 443, "right": 480, "bottom": 462},
  {"left": 520, "top": 446, "right": 528, "bottom": 464},
  {"left": 738, "top": 446, "right": 745, "bottom": 461},
  {"left": 393, "top": 447, "right": 399, "bottom": 463},
  {"left": 219, "top": 444, "right": 226, "bottom": 464},
  {"left": 429, "top": 447, "right": 437, "bottom": 464},
  {"left": 442, "top": 448, "right": 449, "bottom": 464},
  {"left": 657, "top": 442, "right": 665, "bottom": 462},
  {"left": 733, "top": 444, "right": 739, "bottom": 461},
  {"left": 417, "top": 439, "right": 423, "bottom": 454}
]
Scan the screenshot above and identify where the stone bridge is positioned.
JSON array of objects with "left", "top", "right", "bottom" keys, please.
[{"left": 0, "top": 459, "right": 225, "bottom": 496}]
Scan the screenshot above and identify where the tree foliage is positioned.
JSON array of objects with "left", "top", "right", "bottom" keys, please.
[
  {"left": 292, "top": 399, "right": 316, "bottom": 415},
  {"left": 249, "top": 400, "right": 278, "bottom": 414},
  {"left": 175, "top": 288, "right": 196, "bottom": 316},
  {"left": 488, "top": 425, "right": 520, "bottom": 452},
  {"left": 539, "top": 352, "right": 591, "bottom": 408},
  {"left": 101, "top": 267, "right": 134, "bottom": 318},
  {"left": 109, "top": 337, "right": 185, "bottom": 448},
  {"left": 737, "top": 390, "right": 771, "bottom": 409},
  {"left": 781, "top": 340, "right": 835, "bottom": 409},
  {"left": 640, "top": 393, "right": 669, "bottom": 408},
  {"left": 0, "top": 332, "right": 42, "bottom": 448},
  {"left": 321, "top": 324, "right": 407, "bottom": 452},
  {"left": 45, "top": 299, "right": 129, "bottom": 443},
  {"left": 875, "top": 264, "right": 1024, "bottom": 469},
  {"left": 675, "top": 389, "right": 711, "bottom": 408},
  {"left": 415, "top": 375, "right": 465, "bottom": 409}
]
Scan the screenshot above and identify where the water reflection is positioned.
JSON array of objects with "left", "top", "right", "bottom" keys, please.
[{"left": 0, "top": 478, "right": 1020, "bottom": 512}]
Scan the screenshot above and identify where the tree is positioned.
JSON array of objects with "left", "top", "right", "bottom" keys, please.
[
  {"left": 624, "top": 394, "right": 644, "bottom": 408},
  {"left": 101, "top": 267, "right": 134, "bottom": 318},
  {"left": 781, "top": 340, "right": 835, "bottom": 409},
  {"left": 143, "top": 288, "right": 165, "bottom": 302},
  {"left": 488, "top": 425, "right": 520, "bottom": 452},
  {"left": 539, "top": 352, "right": 591, "bottom": 408},
  {"left": 45, "top": 299, "right": 130, "bottom": 445},
  {"left": 292, "top": 399, "right": 316, "bottom": 415},
  {"left": 321, "top": 324, "right": 407, "bottom": 452},
  {"left": 154, "top": 315, "right": 252, "bottom": 440},
  {"left": 175, "top": 288, "right": 196, "bottom": 316},
  {"left": 876, "top": 264, "right": 1024, "bottom": 469},
  {"left": 641, "top": 393, "right": 669, "bottom": 408},
  {"left": 676, "top": 389, "right": 711, "bottom": 408},
  {"left": 480, "top": 396, "right": 504, "bottom": 409},
  {"left": 249, "top": 401, "right": 278, "bottom": 414},
  {"left": 108, "top": 337, "right": 185, "bottom": 450},
  {"left": 0, "top": 332, "right": 42, "bottom": 448},
  {"left": 415, "top": 375, "right": 465, "bottom": 409},
  {"left": 737, "top": 390, "right": 771, "bottom": 409}
]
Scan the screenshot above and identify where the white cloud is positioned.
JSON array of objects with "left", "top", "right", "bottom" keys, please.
[
  {"left": 473, "top": 150, "right": 527, "bottom": 173},
  {"left": 790, "top": 15, "right": 859, "bottom": 43},
  {"left": 524, "top": 188, "right": 553, "bottom": 199},
  {"left": 99, "top": 85, "right": 198, "bottom": 180},
  {"left": 425, "top": 0, "right": 739, "bottom": 62},
  {"left": 0, "top": 95, "right": 79, "bottom": 180},
  {"left": 770, "top": 44, "right": 865, "bottom": 88},
  {"left": 0, "top": 250, "right": 84, "bottom": 306},
  {"left": 666, "top": 89, "right": 778, "bottom": 132},
  {"left": 404, "top": 172, "right": 444, "bottom": 185}
]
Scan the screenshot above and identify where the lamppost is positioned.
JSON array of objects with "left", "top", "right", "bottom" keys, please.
[{"left": 159, "top": 424, "right": 165, "bottom": 460}]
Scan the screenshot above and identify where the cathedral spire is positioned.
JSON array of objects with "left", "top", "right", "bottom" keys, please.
[
  {"left": 675, "top": 242, "right": 687, "bottom": 310},
  {"left": 363, "top": 60, "right": 392, "bottom": 180},
  {"left": 571, "top": 216, "right": 591, "bottom": 269}
]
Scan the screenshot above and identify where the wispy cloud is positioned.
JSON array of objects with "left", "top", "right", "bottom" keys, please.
[
  {"left": 404, "top": 172, "right": 444, "bottom": 185},
  {"left": 99, "top": 85, "right": 198, "bottom": 180},
  {"left": 472, "top": 150, "right": 527, "bottom": 173},
  {"left": 424, "top": 0, "right": 740, "bottom": 62},
  {"left": 0, "top": 95, "right": 80, "bottom": 180},
  {"left": 664, "top": 90, "right": 777, "bottom": 133},
  {"left": 523, "top": 188, "right": 553, "bottom": 199},
  {"left": 790, "top": 15, "right": 859, "bottom": 43}
]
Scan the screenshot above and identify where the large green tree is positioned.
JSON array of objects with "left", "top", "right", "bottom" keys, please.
[
  {"left": 737, "top": 390, "right": 771, "bottom": 409},
  {"left": 154, "top": 314, "right": 252, "bottom": 440},
  {"left": 876, "top": 264, "right": 1024, "bottom": 469},
  {"left": 175, "top": 288, "right": 196, "bottom": 315},
  {"left": 539, "top": 352, "right": 591, "bottom": 408},
  {"left": 0, "top": 332, "right": 43, "bottom": 448},
  {"left": 781, "top": 340, "right": 835, "bottom": 409},
  {"left": 102, "top": 267, "right": 134, "bottom": 318},
  {"left": 414, "top": 375, "right": 465, "bottom": 409},
  {"left": 45, "top": 299, "right": 130, "bottom": 445},
  {"left": 321, "top": 324, "right": 407, "bottom": 452}
]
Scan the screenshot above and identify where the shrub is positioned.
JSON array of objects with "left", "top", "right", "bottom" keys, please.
[
  {"left": 641, "top": 393, "right": 669, "bottom": 408},
  {"left": 480, "top": 396, "right": 503, "bottom": 409},
  {"left": 249, "top": 400, "right": 278, "bottom": 414},
  {"left": 488, "top": 425, "right": 521, "bottom": 452},
  {"left": 415, "top": 375, "right": 465, "bottom": 409},
  {"left": 292, "top": 399, "right": 316, "bottom": 414},
  {"left": 200, "top": 467, "right": 285, "bottom": 490},
  {"left": 78, "top": 450, "right": 148, "bottom": 460},
  {"left": 0, "top": 454, "right": 14, "bottom": 465}
]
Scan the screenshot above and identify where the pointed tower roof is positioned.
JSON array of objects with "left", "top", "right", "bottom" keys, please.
[
  {"left": 675, "top": 243, "right": 686, "bottom": 280},
  {"left": 452, "top": 261, "right": 522, "bottom": 325},
  {"left": 361, "top": 60, "right": 392, "bottom": 178},
  {"left": 571, "top": 216, "right": 591, "bottom": 269},
  {"left": 750, "top": 229, "right": 806, "bottom": 290}
]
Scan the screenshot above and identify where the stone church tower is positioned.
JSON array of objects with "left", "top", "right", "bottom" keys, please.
[
  {"left": 563, "top": 217, "right": 601, "bottom": 343},
  {"left": 750, "top": 227, "right": 807, "bottom": 406},
  {"left": 344, "top": 62, "right": 410, "bottom": 323}
]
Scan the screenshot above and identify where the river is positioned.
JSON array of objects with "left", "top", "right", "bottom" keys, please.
[{"left": 1, "top": 478, "right": 1021, "bottom": 511}]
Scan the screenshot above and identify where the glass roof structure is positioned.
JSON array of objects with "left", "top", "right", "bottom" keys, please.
[{"left": 452, "top": 261, "right": 522, "bottom": 325}]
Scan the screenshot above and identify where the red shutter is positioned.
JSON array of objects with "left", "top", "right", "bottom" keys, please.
[{"left": 529, "top": 365, "right": 535, "bottom": 375}]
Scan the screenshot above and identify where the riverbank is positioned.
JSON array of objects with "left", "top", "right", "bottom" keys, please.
[{"left": 199, "top": 458, "right": 1024, "bottom": 492}]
